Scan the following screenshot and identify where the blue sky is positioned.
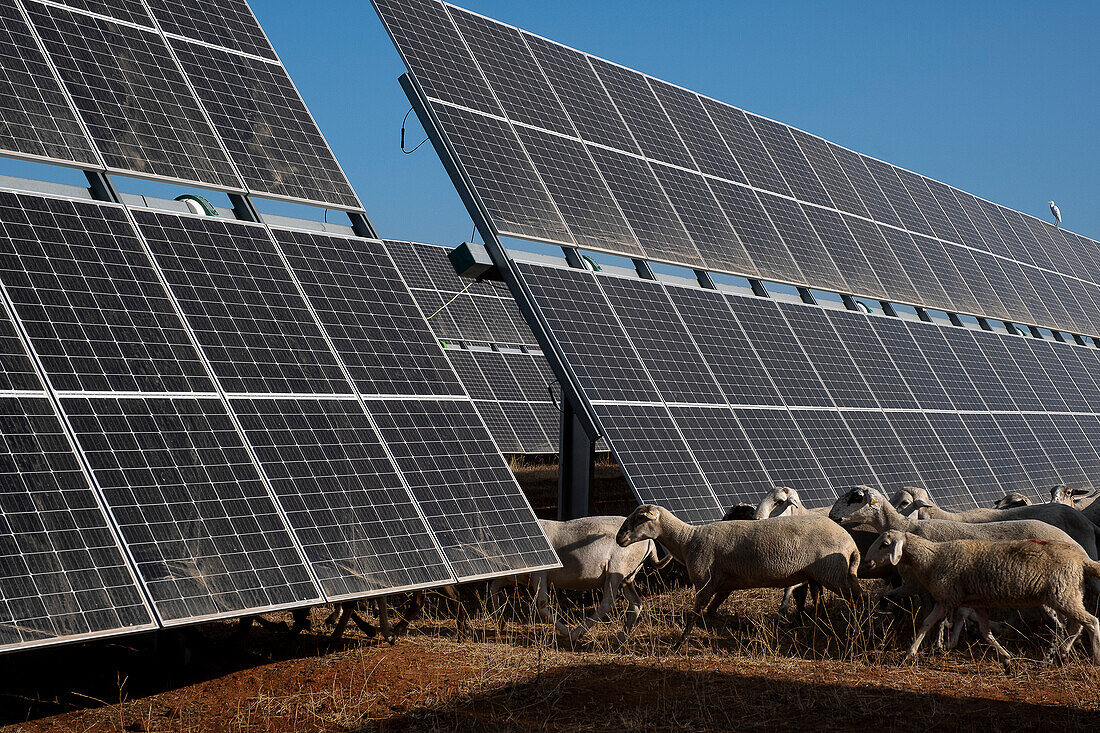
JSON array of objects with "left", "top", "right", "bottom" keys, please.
[
  {"left": 8, "top": 1, "right": 1098, "bottom": 248},
  {"left": 248, "top": 0, "right": 1098, "bottom": 247}
]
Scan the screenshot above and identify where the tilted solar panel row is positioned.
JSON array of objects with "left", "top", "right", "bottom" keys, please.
[
  {"left": 0, "top": 0, "right": 360, "bottom": 210},
  {"left": 0, "top": 188, "right": 557, "bottom": 652},
  {"left": 384, "top": 240, "right": 562, "bottom": 453},
  {"left": 518, "top": 259, "right": 1100, "bottom": 524},
  {"left": 372, "top": 0, "right": 1100, "bottom": 338}
]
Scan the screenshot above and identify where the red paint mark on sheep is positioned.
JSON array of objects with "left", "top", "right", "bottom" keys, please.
[{"left": 1028, "top": 539, "right": 1048, "bottom": 545}]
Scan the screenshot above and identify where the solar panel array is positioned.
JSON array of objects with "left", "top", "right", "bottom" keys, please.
[
  {"left": 385, "top": 240, "right": 560, "bottom": 453},
  {"left": 0, "top": 187, "right": 557, "bottom": 651},
  {"left": 0, "top": 0, "right": 361, "bottom": 210},
  {"left": 373, "top": 0, "right": 1100, "bottom": 338},
  {"left": 518, "top": 260, "right": 1100, "bottom": 523}
]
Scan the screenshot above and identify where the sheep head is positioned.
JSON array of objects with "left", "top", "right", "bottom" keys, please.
[
  {"left": 755, "top": 486, "right": 803, "bottom": 519},
  {"left": 993, "top": 492, "right": 1031, "bottom": 509},
  {"left": 617, "top": 505, "right": 662, "bottom": 546},
  {"left": 828, "top": 485, "right": 884, "bottom": 525},
  {"left": 1049, "top": 485, "right": 1091, "bottom": 506},
  {"left": 865, "top": 530, "right": 907, "bottom": 569},
  {"left": 722, "top": 504, "right": 756, "bottom": 521}
]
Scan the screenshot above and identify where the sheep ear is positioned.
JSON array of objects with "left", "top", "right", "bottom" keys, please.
[
  {"left": 643, "top": 508, "right": 659, "bottom": 520},
  {"left": 888, "top": 537, "right": 905, "bottom": 566}
]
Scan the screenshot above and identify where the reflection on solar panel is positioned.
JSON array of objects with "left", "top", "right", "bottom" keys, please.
[
  {"left": 146, "top": 0, "right": 277, "bottom": 60},
  {"left": 25, "top": 1, "right": 241, "bottom": 189},
  {"left": 367, "top": 399, "right": 558, "bottom": 580},
  {"left": 0, "top": 396, "right": 155, "bottom": 650},
  {"left": 0, "top": 2, "right": 98, "bottom": 166},
  {"left": 375, "top": 0, "right": 1100, "bottom": 338}
]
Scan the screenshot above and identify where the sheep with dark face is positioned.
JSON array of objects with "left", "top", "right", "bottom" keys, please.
[
  {"left": 617, "top": 505, "right": 862, "bottom": 650},
  {"left": 722, "top": 504, "right": 757, "bottom": 521},
  {"left": 865, "top": 530, "right": 1100, "bottom": 669},
  {"left": 994, "top": 492, "right": 1032, "bottom": 510},
  {"left": 1050, "top": 485, "right": 1098, "bottom": 511}
]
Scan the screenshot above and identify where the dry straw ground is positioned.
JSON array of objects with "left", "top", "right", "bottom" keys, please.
[{"left": 3, "top": 463, "right": 1100, "bottom": 732}]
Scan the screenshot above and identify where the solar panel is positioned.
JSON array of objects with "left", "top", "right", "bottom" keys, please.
[
  {"left": 231, "top": 397, "right": 454, "bottom": 599},
  {"left": 790, "top": 410, "right": 875, "bottom": 493},
  {"left": 592, "top": 402, "right": 720, "bottom": 525},
  {"left": 958, "top": 413, "right": 1037, "bottom": 501},
  {"left": 823, "top": 310, "right": 919, "bottom": 410},
  {"left": 904, "top": 321, "right": 985, "bottom": 411},
  {"left": 0, "top": 1, "right": 98, "bottom": 167},
  {"left": 63, "top": 395, "right": 322, "bottom": 623},
  {"left": 923, "top": 413, "right": 1001, "bottom": 502},
  {"left": 596, "top": 275, "right": 724, "bottom": 404},
  {"left": 840, "top": 411, "right": 924, "bottom": 492},
  {"left": 145, "top": 0, "right": 277, "bottom": 60},
  {"left": 49, "top": 0, "right": 153, "bottom": 26},
  {"left": 1024, "top": 414, "right": 1090, "bottom": 489},
  {"left": 733, "top": 407, "right": 834, "bottom": 506},
  {"left": 993, "top": 413, "right": 1063, "bottom": 491},
  {"left": 377, "top": 0, "right": 1100, "bottom": 338},
  {"left": 0, "top": 193, "right": 214, "bottom": 393},
  {"left": 936, "top": 327, "right": 1016, "bottom": 411},
  {"left": 885, "top": 412, "right": 972, "bottom": 508},
  {"left": 134, "top": 211, "right": 353, "bottom": 396},
  {"left": 273, "top": 228, "right": 465, "bottom": 397},
  {"left": 169, "top": 39, "right": 362, "bottom": 210},
  {"left": 705, "top": 180, "right": 804, "bottom": 284},
  {"left": 366, "top": 398, "right": 558, "bottom": 579},
  {"left": 25, "top": 1, "right": 241, "bottom": 189},
  {"left": 0, "top": 396, "right": 156, "bottom": 651},
  {"left": 667, "top": 405, "right": 772, "bottom": 510}
]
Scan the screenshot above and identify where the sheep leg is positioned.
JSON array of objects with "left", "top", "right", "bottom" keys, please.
[
  {"left": 388, "top": 591, "right": 426, "bottom": 638},
  {"left": 570, "top": 576, "right": 621, "bottom": 642},
  {"left": 778, "top": 586, "right": 796, "bottom": 616},
  {"left": 1053, "top": 602, "right": 1100, "bottom": 663},
  {"left": 905, "top": 602, "right": 948, "bottom": 662},
  {"left": 531, "top": 573, "right": 572, "bottom": 639},
  {"left": 972, "top": 610, "right": 1013, "bottom": 672},
  {"left": 615, "top": 582, "right": 643, "bottom": 643},
  {"left": 704, "top": 588, "right": 733, "bottom": 618},
  {"left": 672, "top": 580, "right": 719, "bottom": 652}
]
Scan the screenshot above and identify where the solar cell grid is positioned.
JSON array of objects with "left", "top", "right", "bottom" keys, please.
[
  {"left": 993, "top": 413, "right": 1064, "bottom": 491},
  {"left": 664, "top": 285, "right": 783, "bottom": 406},
  {"left": 470, "top": 296, "right": 525, "bottom": 345},
  {"left": 866, "top": 317, "right": 954, "bottom": 410},
  {"left": 649, "top": 79, "right": 745, "bottom": 183},
  {"left": 475, "top": 400, "right": 522, "bottom": 453},
  {"left": 171, "top": 39, "right": 362, "bottom": 209},
  {"left": 733, "top": 407, "right": 834, "bottom": 506},
  {"left": 706, "top": 179, "right": 804, "bottom": 285},
  {"left": 48, "top": 0, "right": 152, "bottom": 26},
  {"left": 446, "top": 6, "right": 573, "bottom": 136},
  {"left": 26, "top": 1, "right": 240, "bottom": 188},
  {"left": 0, "top": 193, "right": 214, "bottom": 394},
  {"left": 502, "top": 351, "right": 553, "bottom": 403},
  {"left": 748, "top": 115, "right": 832, "bottom": 207},
  {"left": 904, "top": 322, "right": 985, "bottom": 411},
  {"left": 0, "top": 396, "right": 154, "bottom": 650},
  {"left": 826, "top": 144, "right": 903, "bottom": 228},
  {"left": 958, "top": 413, "right": 1037, "bottom": 501},
  {"left": 468, "top": 349, "right": 524, "bottom": 402},
  {"left": 372, "top": 0, "right": 502, "bottom": 116},
  {"left": 969, "top": 251, "right": 1031, "bottom": 324},
  {"left": 62, "top": 395, "right": 321, "bottom": 623},
  {"left": 274, "top": 228, "right": 465, "bottom": 398},
  {"left": 877, "top": 228, "right": 953, "bottom": 311},
  {"left": 885, "top": 412, "right": 971, "bottom": 508},
  {"left": 232, "top": 397, "right": 453, "bottom": 599},
  {"left": 1046, "top": 414, "right": 1100, "bottom": 487},
  {"left": 593, "top": 402, "right": 720, "bottom": 524},
  {"left": 757, "top": 193, "right": 847, "bottom": 292},
  {"left": 789, "top": 131, "right": 868, "bottom": 218},
  {"left": 668, "top": 405, "right": 772, "bottom": 509},
  {"left": 841, "top": 217, "right": 919, "bottom": 305},
  {"left": 649, "top": 163, "right": 751, "bottom": 273},
  {"left": 893, "top": 168, "right": 960, "bottom": 243},
  {"left": 1023, "top": 339, "right": 1091, "bottom": 413},
  {"left": 936, "top": 327, "right": 1015, "bottom": 411},
  {"left": 840, "top": 411, "right": 924, "bottom": 492},
  {"left": 135, "top": 211, "right": 352, "bottom": 396},
  {"left": 432, "top": 104, "right": 571, "bottom": 244},
  {"left": 1025, "top": 414, "right": 1090, "bottom": 489},
  {"left": 1001, "top": 334, "right": 1070, "bottom": 412},
  {"left": 584, "top": 146, "right": 698, "bottom": 266},
  {"left": 589, "top": 58, "right": 695, "bottom": 170},
  {"left": 912, "top": 235, "right": 979, "bottom": 316},
  {"left": 517, "top": 262, "right": 658, "bottom": 403},
  {"left": 924, "top": 412, "right": 1001, "bottom": 503},
  {"left": 499, "top": 401, "right": 552, "bottom": 453},
  {"left": 700, "top": 99, "right": 792, "bottom": 196},
  {"left": 924, "top": 179, "right": 992, "bottom": 253},
  {"left": 774, "top": 302, "right": 878, "bottom": 410},
  {"left": 145, "top": 0, "right": 276, "bottom": 59},
  {"left": 971, "top": 334, "right": 1043, "bottom": 411},
  {"left": 944, "top": 246, "right": 1009, "bottom": 321},
  {"left": 801, "top": 206, "right": 886, "bottom": 299},
  {"left": 597, "top": 275, "right": 724, "bottom": 404},
  {"left": 791, "top": 410, "right": 875, "bottom": 493},
  {"left": 861, "top": 158, "right": 933, "bottom": 237},
  {"left": 0, "top": 1, "right": 98, "bottom": 167},
  {"left": 725, "top": 294, "right": 831, "bottom": 407},
  {"left": 823, "top": 310, "right": 919, "bottom": 410},
  {"left": 513, "top": 125, "right": 641, "bottom": 254},
  {"left": 367, "top": 398, "right": 558, "bottom": 579}
]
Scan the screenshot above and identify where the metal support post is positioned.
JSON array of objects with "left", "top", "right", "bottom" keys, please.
[
  {"left": 348, "top": 211, "right": 380, "bottom": 239},
  {"left": 796, "top": 287, "right": 816, "bottom": 305},
  {"left": 228, "top": 193, "right": 262, "bottom": 223},
  {"left": 695, "top": 269, "right": 718, "bottom": 290},
  {"left": 633, "top": 259, "right": 656, "bottom": 280},
  {"left": 84, "top": 170, "right": 122, "bottom": 204},
  {"left": 748, "top": 279, "right": 769, "bottom": 297},
  {"left": 879, "top": 301, "right": 899, "bottom": 317},
  {"left": 558, "top": 397, "right": 594, "bottom": 520}
]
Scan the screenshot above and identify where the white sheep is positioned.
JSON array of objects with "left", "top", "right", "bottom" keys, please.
[
  {"left": 865, "top": 530, "right": 1100, "bottom": 669},
  {"left": 488, "top": 516, "right": 668, "bottom": 642},
  {"left": 753, "top": 486, "right": 826, "bottom": 519},
  {"left": 901, "top": 488, "right": 1100, "bottom": 559},
  {"left": 616, "top": 505, "right": 862, "bottom": 650}
]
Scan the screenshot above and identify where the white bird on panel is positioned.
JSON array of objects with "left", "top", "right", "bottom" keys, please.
[{"left": 1049, "top": 200, "right": 1062, "bottom": 227}]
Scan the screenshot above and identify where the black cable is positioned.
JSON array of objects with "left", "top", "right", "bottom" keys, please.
[{"left": 401, "top": 108, "right": 428, "bottom": 154}]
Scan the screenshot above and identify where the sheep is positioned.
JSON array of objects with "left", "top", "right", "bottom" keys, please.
[
  {"left": 994, "top": 492, "right": 1032, "bottom": 509},
  {"left": 754, "top": 486, "right": 826, "bottom": 519},
  {"left": 722, "top": 504, "right": 757, "bottom": 521},
  {"left": 902, "top": 488, "right": 1100, "bottom": 559},
  {"left": 487, "top": 516, "right": 669, "bottom": 643},
  {"left": 616, "top": 505, "right": 862, "bottom": 650},
  {"left": 864, "top": 530, "right": 1100, "bottom": 669},
  {"left": 1050, "top": 484, "right": 1100, "bottom": 513}
]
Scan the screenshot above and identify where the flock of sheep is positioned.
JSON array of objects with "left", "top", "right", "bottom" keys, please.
[{"left": 292, "top": 484, "right": 1100, "bottom": 673}]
